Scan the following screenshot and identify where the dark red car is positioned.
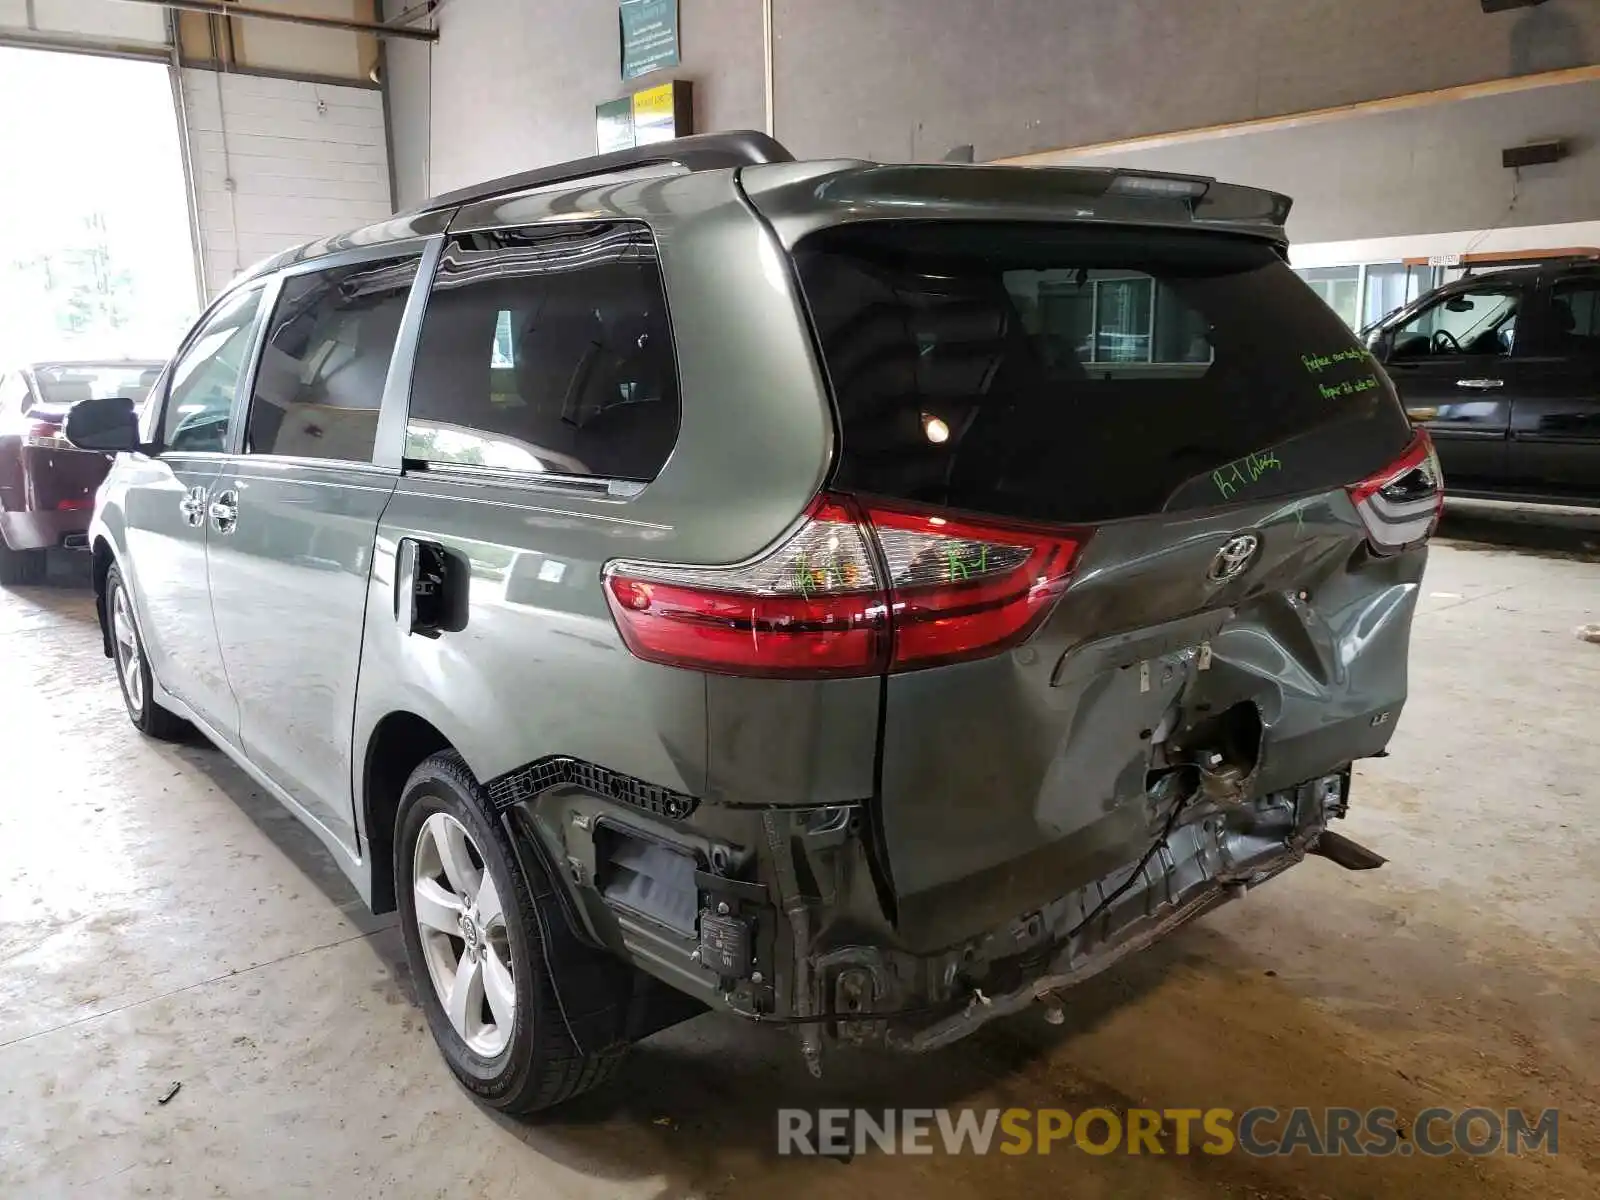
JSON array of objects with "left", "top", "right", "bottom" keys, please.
[{"left": 0, "top": 359, "right": 164, "bottom": 585}]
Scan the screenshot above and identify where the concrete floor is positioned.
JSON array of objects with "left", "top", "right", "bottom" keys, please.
[{"left": 2, "top": 508, "right": 1598, "bottom": 1199}]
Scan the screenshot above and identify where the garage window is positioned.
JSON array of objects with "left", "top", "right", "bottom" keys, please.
[
  {"left": 405, "top": 222, "right": 680, "bottom": 482},
  {"left": 0, "top": 372, "right": 27, "bottom": 416}
]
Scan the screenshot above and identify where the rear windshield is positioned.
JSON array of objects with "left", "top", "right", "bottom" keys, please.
[
  {"left": 794, "top": 222, "right": 1412, "bottom": 524},
  {"left": 33, "top": 363, "right": 163, "bottom": 411}
]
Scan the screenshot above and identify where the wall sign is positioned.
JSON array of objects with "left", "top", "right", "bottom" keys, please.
[
  {"left": 595, "top": 80, "right": 694, "bottom": 152},
  {"left": 620, "top": 0, "right": 679, "bottom": 81},
  {"left": 595, "top": 97, "right": 635, "bottom": 153}
]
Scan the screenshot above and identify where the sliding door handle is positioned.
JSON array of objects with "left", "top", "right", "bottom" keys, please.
[
  {"left": 396, "top": 536, "right": 466, "bottom": 638},
  {"left": 208, "top": 489, "right": 239, "bottom": 534}
]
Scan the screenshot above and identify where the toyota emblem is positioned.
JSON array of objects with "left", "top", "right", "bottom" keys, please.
[{"left": 1207, "top": 534, "right": 1260, "bottom": 583}]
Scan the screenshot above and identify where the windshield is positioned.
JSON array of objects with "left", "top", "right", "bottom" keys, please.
[{"left": 32, "top": 362, "right": 163, "bottom": 410}]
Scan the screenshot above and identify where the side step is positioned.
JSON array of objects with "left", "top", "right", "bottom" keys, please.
[{"left": 1312, "top": 829, "right": 1386, "bottom": 871}]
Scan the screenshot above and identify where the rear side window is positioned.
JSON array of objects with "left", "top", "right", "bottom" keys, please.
[
  {"left": 794, "top": 222, "right": 1412, "bottom": 524},
  {"left": 405, "top": 222, "right": 679, "bottom": 481},
  {"left": 245, "top": 255, "right": 418, "bottom": 463},
  {"left": 1551, "top": 278, "right": 1600, "bottom": 345}
]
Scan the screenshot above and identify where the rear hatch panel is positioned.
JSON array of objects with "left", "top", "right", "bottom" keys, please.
[
  {"left": 753, "top": 178, "right": 1428, "bottom": 952},
  {"left": 17, "top": 405, "right": 111, "bottom": 514},
  {"left": 879, "top": 494, "right": 1421, "bottom": 950}
]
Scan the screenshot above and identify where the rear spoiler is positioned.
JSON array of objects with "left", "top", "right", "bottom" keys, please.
[{"left": 740, "top": 161, "right": 1294, "bottom": 245}]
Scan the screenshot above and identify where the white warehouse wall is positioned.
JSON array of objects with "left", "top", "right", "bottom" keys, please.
[
  {"left": 1029, "top": 75, "right": 1600, "bottom": 250},
  {"left": 182, "top": 70, "right": 391, "bottom": 298}
]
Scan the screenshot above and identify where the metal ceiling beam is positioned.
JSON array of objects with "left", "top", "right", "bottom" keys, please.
[{"left": 105, "top": 0, "right": 439, "bottom": 41}]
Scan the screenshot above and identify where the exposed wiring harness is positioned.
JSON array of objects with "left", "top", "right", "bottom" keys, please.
[{"left": 1060, "top": 781, "right": 1194, "bottom": 945}]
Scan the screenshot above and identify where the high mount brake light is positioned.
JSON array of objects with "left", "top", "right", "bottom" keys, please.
[
  {"left": 1347, "top": 429, "right": 1444, "bottom": 551},
  {"left": 604, "top": 495, "right": 1088, "bottom": 678}
]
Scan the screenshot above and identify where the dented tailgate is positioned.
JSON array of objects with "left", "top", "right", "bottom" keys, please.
[{"left": 789, "top": 215, "right": 1426, "bottom": 952}]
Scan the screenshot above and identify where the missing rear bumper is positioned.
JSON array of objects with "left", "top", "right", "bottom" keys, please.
[
  {"left": 835, "top": 770, "right": 1355, "bottom": 1054},
  {"left": 507, "top": 757, "right": 1365, "bottom": 1072}
]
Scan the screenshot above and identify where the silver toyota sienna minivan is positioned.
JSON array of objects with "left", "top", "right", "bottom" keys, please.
[{"left": 66, "top": 132, "right": 1440, "bottom": 1113}]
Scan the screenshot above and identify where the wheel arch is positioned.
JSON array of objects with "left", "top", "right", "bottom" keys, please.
[
  {"left": 357, "top": 710, "right": 595, "bottom": 943},
  {"left": 361, "top": 709, "right": 454, "bottom": 914}
]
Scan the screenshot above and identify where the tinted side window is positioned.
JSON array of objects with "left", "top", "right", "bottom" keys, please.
[
  {"left": 406, "top": 223, "right": 679, "bottom": 480},
  {"left": 1550, "top": 279, "right": 1600, "bottom": 350},
  {"left": 163, "top": 287, "right": 265, "bottom": 453},
  {"left": 245, "top": 255, "right": 418, "bottom": 463}
]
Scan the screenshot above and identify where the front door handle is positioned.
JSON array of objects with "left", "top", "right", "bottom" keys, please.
[
  {"left": 208, "top": 489, "right": 239, "bottom": 535},
  {"left": 1456, "top": 378, "right": 1506, "bottom": 389},
  {"left": 178, "top": 486, "right": 207, "bottom": 527}
]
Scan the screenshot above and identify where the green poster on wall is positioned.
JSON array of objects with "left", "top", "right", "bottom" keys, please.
[
  {"left": 620, "top": 0, "right": 679, "bottom": 81},
  {"left": 595, "top": 97, "right": 635, "bottom": 153}
]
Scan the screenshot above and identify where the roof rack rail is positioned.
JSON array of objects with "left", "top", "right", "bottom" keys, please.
[{"left": 405, "top": 130, "right": 794, "bottom": 216}]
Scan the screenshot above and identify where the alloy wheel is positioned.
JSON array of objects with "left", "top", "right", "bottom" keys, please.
[
  {"left": 412, "top": 811, "right": 516, "bottom": 1057},
  {"left": 111, "top": 584, "right": 144, "bottom": 713}
]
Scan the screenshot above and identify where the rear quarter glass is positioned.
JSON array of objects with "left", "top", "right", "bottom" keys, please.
[{"left": 792, "top": 222, "right": 1413, "bottom": 524}]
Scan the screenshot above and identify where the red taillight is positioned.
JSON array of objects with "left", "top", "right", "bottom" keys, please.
[
  {"left": 865, "top": 504, "right": 1085, "bottom": 670},
  {"left": 56, "top": 497, "right": 92, "bottom": 511},
  {"left": 23, "top": 419, "right": 66, "bottom": 448},
  {"left": 604, "top": 495, "right": 889, "bottom": 678},
  {"left": 604, "top": 494, "right": 1088, "bottom": 678},
  {"left": 1347, "top": 429, "right": 1444, "bottom": 551}
]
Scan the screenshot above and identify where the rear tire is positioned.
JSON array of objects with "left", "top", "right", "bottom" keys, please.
[
  {"left": 0, "top": 537, "right": 45, "bottom": 587},
  {"left": 396, "top": 751, "right": 629, "bottom": 1113},
  {"left": 106, "top": 565, "right": 188, "bottom": 741}
]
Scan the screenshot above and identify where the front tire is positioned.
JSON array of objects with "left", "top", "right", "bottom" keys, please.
[
  {"left": 396, "top": 751, "right": 628, "bottom": 1113},
  {"left": 106, "top": 565, "right": 188, "bottom": 741},
  {"left": 0, "top": 536, "right": 45, "bottom": 587}
]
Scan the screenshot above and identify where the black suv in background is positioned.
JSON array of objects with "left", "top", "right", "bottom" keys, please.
[{"left": 1367, "top": 257, "right": 1600, "bottom": 506}]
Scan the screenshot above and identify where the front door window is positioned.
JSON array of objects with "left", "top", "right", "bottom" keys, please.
[
  {"left": 1390, "top": 284, "right": 1520, "bottom": 360},
  {"left": 161, "top": 286, "right": 265, "bottom": 453}
]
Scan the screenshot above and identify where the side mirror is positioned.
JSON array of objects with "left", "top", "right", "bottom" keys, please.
[{"left": 65, "top": 395, "right": 141, "bottom": 454}]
